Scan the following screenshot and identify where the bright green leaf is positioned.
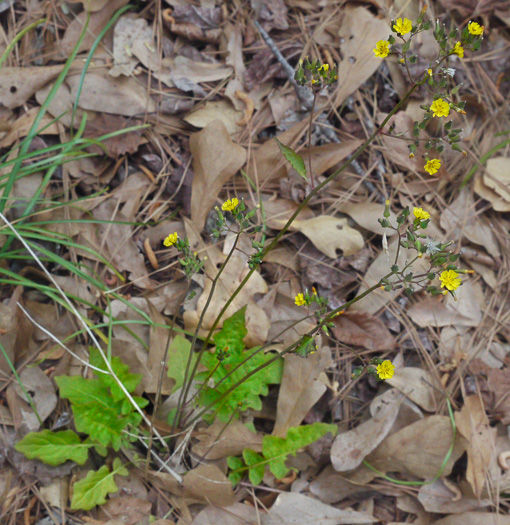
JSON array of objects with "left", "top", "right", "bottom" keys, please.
[
  {"left": 71, "top": 460, "right": 127, "bottom": 510},
  {"left": 213, "top": 306, "right": 247, "bottom": 356},
  {"left": 263, "top": 423, "right": 337, "bottom": 479},
  {"left": 243, "top": 449, "right": 265, "bottom": 486},
  {"left": 167, "top": 335, "right": 197, "bottom": 393},
  {"left": 15, "top": 430, "right": 91, "bottom": 466},
  {"left": 55, "top": 375, "right": 141, "bottom": 450},
  {"left": 89, "top": 348, "right": 143, "bottom": 402},
  {"left": 275, "top": 138, "right": 307, "bottom": 180}
]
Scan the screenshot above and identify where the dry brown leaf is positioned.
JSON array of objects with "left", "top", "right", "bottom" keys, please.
[
  {"left": 0, "top": 302, "right": 16, "bottom": 377},
  {"left": 366, "top": 415, "right": 467, "bottom": 479},
  {"left": 387, "top": 367, "right": 441, "bottom": 412},
  {"left": 292, "top": 216, "right": 364, "bottom": 258},
  {"left": 192, "top": 503, "right": 257, "bottom": 525},
  {"left": 340, "top": 201, "right": 398, "bottom": 236},
  {"left": 182, "top": 464, "right": 235, "bottom": 507},
  {"left": 59, "top": 0, "right": 128, "bottom": 56},
  {"left": 332, "top": 311, "right": 396, "bottom": 351},
  {"left": 455, "top": 395, "right": 496, "bottom": 498},
  {"left": 334, "top": 7, "right": 391, "bottom": 107},
  {"left": 299, "top": 140, "right": 363, "bottom": 179},
  {"left": 407, "top": 280, "right": 483, "bottom": 328},
  {"left": 439, "top": 0, "right": 510, "bottom": 17},
  {"left": 189, "top": 119, "right": 246, "bottom": 231},
  {"left": 66, "top": 0, "right": 110, "bottom": 11},
  {"left": 263, "top": 199, "right": 314, "bottom": 230},
  {"left": 440, "top": 188, "right": 500, "bottom": 258},
  {"left": 417, "top": 480, "right": 490, "bottom": 514},
  {"left": 331, "top": 389, "right": 403, "bottom": 472},
  {"left": 474, "top": 173, "right": 510, "bottom": 212},
  {"left": 482, "top": 157, "right": 510, "bottom": 203},
  {"left": 261, "top": 493, "right": 377, "bottom": 524},
  {"left": 99, "top": 496, "right": 152, "bottom": 525},
  {"left": 170, "top": 56, "right": 233, "bottom": 89},
  {"left": 66, "top": 73, "right": 156, "bottom": 117},
  {"left": 0, "top": 107, "right": 60, "bottom": 148},
  {"left": 192, "top": 420, "right": 263, "bottom": 460},
  {"left": 433, "top": 513, "right": 510, "bottom": 525},
  {"left": 9, "top": 367, "right": 57, "bottom": 431},
  {"left": 184, "top": 99, "right": 243, "bottom": 134},
  {"left": 272, "top": 347, "right": 331, "bottom": 437},
  {"left": 110, "top": 16, "right": 154, "bottom": 77},
  {"left": 0, "top": 66, "right": 64, "bottom": 108}
]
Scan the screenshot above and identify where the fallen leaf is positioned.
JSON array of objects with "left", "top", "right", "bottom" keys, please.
[
  {"left": 192, "top": 503, "right": 257, "bottom": 525},
  {"left": 192, "top": 419, "right": 263, "bottom": 460},
  {"left": 334, "top": 7, "right": 391, "bottom": 107},
  {"left": 184, "top": 99, "right": 243, "bottom": 135},
  {"left": 293, "top": 216, "right": 364, "bottom": 258},
  {"left": 387, "top": 367, "right": 441, "bottom": 412},
  {"left": 331, "top": 389, "right": 403, "bottom": 472},
  {"left": 67, "top": 73, "right": 156, "bottom": 117},
  {"left": 0, "top": 66, "right": 64, "bottom": 108},
  {"left": 263, "top": 199, "right": 314, "bottom": 230},
  {"left": 110, "top": 16, "right": 154, "bottom": 77},
  {"left": 170, "top": 56, "right": 233, "bottom": 91},
  {"left": 332, "top": 311, "right": 396, "bottom": 351},
  {"left": 455, "top": 395, "right": 496, "bottom": 498},
  {"left": 0, "top": 107, "right": 61, "bottom": 148},
  {"left": 340, "top": 201, "right": 398, "bottom": 236},
  {"left": 418, "top": 479, "right": 490, "bottom": 514},
  {"left": 189, "top": 119, "right": 246, "bottom": 231},
  {"left": 440, "top": 188, "right": 500, "bottom": 258},
  {"left": 407, "top": 280, "right": 483, "bottom": 328},
  {"left": 99, "top": 496, "right": 152, "bottom": 525},
  {"left": 474, "top": 173, "right": 510, "bottom": 212},
  {"left": 183, "top": 464, "right": 235, "bottom": 507},
  {"left": 273, "top": 346, "right": 331, "bottom": 437},
  {"left": 261, "top": 492, "right": 377, "bottom": 524},
  {"left": 366, "top": 415, "right": 467, "bottom": 479}
]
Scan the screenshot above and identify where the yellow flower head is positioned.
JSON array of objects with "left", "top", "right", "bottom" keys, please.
[
  {"left": 439, "top": 269, "right": 462, "bottom": 291},
  {"left": 373, "top": 40, "right": 390, "bottom": 58},
  {"left": 295, "top": 293, "right": 306, "bottom": 307},
  {"left": 376, "top": 360, "right": 395, "bottom": 380},
  {"left": 430, "top": 98, "right": 450, "bottom": 118},
  {"left": 319, "top": 63, "right": 330, "bottom": 72},
  {"left": 222, "top": 198, "right": 239, "bottom": 212},
  {"left": 413, "top": 207, "right": 431, "bottom": 221},
  {"left": 424, "top": 158, "right": 441, "bottom": 175},
  {"left": 393, "top": 18, "right": 413, "bottom": 36},
  {"left": 163, "top": 232, "right": 178, "bottom": 247},
  {"left": 453, "top": 42, "right": 464, "bottom": 58},
  {"left": 427, "top": 68, "right": 433, "bottom": 76},
  {"left": 468, "top": 22, "right": 484, "bottom": 36},
  {"left": 409, "top": 152, "right": 415, "bottom": 159}
]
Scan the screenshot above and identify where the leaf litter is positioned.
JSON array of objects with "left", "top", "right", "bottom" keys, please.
[{"left": 1, "top": 0, "right": 509, "bottom": 523}]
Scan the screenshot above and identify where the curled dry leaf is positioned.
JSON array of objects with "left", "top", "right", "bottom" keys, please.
[
  {"left": 455, "top": 395, "right": 496, "bottom": 498},
  {"left": 332, "top": 311, "right": 396, "bottom": 351},
  {"left": 474, "top": 156, "right": 510, "bottom": 212},
  {"left": 189, "top": 119, "right": 246, "bottom": 231},
  {"left": 417, "top": 480, "right": 490, "bottom": 514},
  {"left": 386, "top": 367, "right": 441, "bottom": 412},
  {"left": 331, "top": 389, "right": 403, "bottom": 472},
  {"left": 0, "top": 66, "right": 64, "bottom": 109},
  {"left": 292, "top": 216, "right": 364, "bottom": 259},
  {"left": 272, "top": 347, "right": 331, "bottom": 437},
  {"left": 366, "top": 415, "right": 467, "bottom": 479}
]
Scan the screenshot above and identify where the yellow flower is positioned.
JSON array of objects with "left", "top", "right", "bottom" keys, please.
[
  {"left": 427, "top": 68, "right": 433, "bottom": 76},
  {"left": 376, "top": 360, "right": 395, "bottom": 380},
  {"left": 393, "top": 18, "right": 413, "bottom": 36},
  {"left": 468, "top": 22, "right": 484, "bottom": 35},
  {"left": 413, "top": 207, "right": 430, "bottom": 220},
  {"left": 439, "top": 269, "right": 462, "bottom": 291},
  {"left": 222, "top": 198, "right": 239, "bottom": 211},
  {"left": 409, "top": 152, "right": 415, "bottom": 159},
  {"left": 295, "top": 293, "right": 306, "bottom": 306},
  {"left": 163, "top": 232, "right": 178, "bottom": 247},
  {"left": 453, "top": 42, "right": 464, "bottom": 58},
  {"left": 319, "top": 63, "right": 330, "bottom": 72},
  {"left": 424, "top": 158, "right": 441, "bottom": 175},
  {"left": 430, "top": 98, "right": 450, "bottom": 117},
  {"left": 373, "top": 40, "right": 390, "bottom": 58}
]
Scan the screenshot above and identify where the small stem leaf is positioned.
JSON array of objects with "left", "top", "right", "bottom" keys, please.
[
  {"left": 275, "top": 138, "right": 307, "bottom": 180},
  {"left": 15, "top": 430, "right": 91, "bottom": 466}
]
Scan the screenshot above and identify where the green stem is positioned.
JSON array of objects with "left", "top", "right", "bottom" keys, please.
[{"left": 0, "top": 19, "right": 46, "bottom": 70}]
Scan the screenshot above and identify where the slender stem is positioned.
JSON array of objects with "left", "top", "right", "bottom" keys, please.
[
  {"left": 199, "top": 82, "right": 424, "bottom": 354},
  {"left": 309, "top": 92, "right": 317, "bottom": 188},
  {"left": 174, "top": 231, "right": 242, "bottom": 431}
]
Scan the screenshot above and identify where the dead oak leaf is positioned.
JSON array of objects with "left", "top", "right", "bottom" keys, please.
[
  {"left": 332, "top": 311, "right": 396, "bottom": 351},
  {"left": 189, "top": 119, "right": 246, "bottom": 232}
]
